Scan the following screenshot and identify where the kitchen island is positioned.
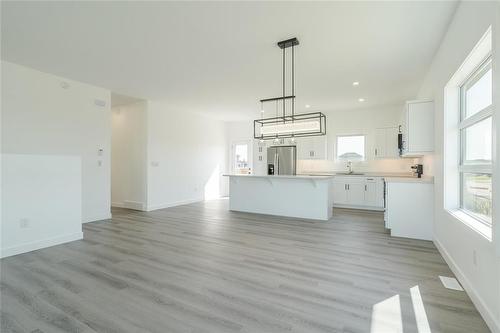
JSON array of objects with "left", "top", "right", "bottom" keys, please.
[{"left": 223, "top": 174, "right": 334, "bottom": 220}]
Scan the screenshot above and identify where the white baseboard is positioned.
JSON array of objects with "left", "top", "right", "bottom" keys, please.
[
  {"left": 83, "top": 211, "right": 112, "bottom": 223},
  {"left": 0, "top": 231, "right": 83, "bottom": 258},
  {"left": 147, "top": 198, "right": 203, "bottom": 211},
  {"left": 333, "top": 204, "right": 384, "bottom": 212},
  {"left": 434, "top": 237, "right": 500, "bottom": 333},
  {"left": 124, "top": 200, "right": 146, "bottom": 211},
  {"left": 112, "top": 201, "right": 146, "bottom": 211}
]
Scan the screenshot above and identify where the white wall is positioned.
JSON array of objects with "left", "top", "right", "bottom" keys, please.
[
  {"left": 417, "top": 2, "right": 500, "bottom": 331},
  {"left": 111, "top": 101, "right": 148, "bottom": 210},
  {"left": 1, "top": 154, "right": 82, "bottom": 258},
  {"left": 1, "top": 61, "right": 112, "bottom": 223},
  {"left": 146, "top": 103, "right": 228, "bottom": 210},
  {"left": 227, "top": 105, "right": 419, "bottom": 175}
]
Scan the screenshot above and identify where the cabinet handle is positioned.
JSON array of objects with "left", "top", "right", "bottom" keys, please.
[
  {"left": 375, "top": 148, "right": 378, "bottom": 156},
  {"left": 365, "top": 185, "right": 367, "bottom": 191}
]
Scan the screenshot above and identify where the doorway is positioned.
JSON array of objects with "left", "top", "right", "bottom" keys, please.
[{"left": 231, "top": 140, "right": 253, "bottom": 174}]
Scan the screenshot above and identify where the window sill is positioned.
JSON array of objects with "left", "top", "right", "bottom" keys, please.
[{"left": 446, "top": 209, "right": 492, "bottom": 241}]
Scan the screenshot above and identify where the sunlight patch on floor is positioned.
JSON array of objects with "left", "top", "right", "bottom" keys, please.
[
  {"left": 370, "top": 294, "right": 403, "bottom": 333},
  {"left": 411, "top": 285, "right": 432, "bottom": 333}
]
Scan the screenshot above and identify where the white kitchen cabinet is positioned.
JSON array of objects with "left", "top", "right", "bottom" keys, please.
[
  {"left": 364, "top": 178, "right": 384, "bottom": 207},
  {"left": 401, "top": 100, "right": 434, "bottom": 156},
  {"left": 332, "top": 177, "right": 384, "bottom": 210},
  {"left": 385, "top": 180, "right": 433, "bottom": 240},
  {"left": 332, "top": 180, "right": 349, "bottom": 205},
  {"left": 374, "top": 127, "right": 399, "bottom": 158},
  {"left": 347, "top": 182, "right": 365, "bottom": 206},
  {"left": 297, "top": 136, "right": 327, "bottom": 160},
  {"left": 253, "top": 141, "right": 267, "bottom": 175},
  {"left": 374, "top": 128, "right": 386, "bottom": 158}
]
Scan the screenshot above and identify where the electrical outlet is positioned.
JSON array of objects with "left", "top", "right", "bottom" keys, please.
[{"left": 19, "top": 218, "right": 30, "bottom": 228}]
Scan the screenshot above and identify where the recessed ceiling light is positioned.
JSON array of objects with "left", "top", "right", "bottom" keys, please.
[
  {"left": 305, "top": 104, "right": 311, "bottom": 108},
  {"left": 352, "top": 81, "right": 360, "bottom": 86},
  {"left": 358, "top": 98, "right": 365, "bottom": 102}
]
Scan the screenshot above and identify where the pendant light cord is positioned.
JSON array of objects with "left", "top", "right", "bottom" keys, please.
[
  {"left": 292, "top": 44, "right": 294, "bottom": 118},
  {"left": 282, "top": 47, "right": 286, "bottom": 121}
]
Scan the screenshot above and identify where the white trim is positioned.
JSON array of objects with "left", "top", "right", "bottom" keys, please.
[
  {"left": 446, "top": 209, "right": 492, "bottom": 241},
  {"left": 333, "top": 204, "right": 384, "bottom": 212},
  {"left": 83, "top": 211, "right": 112, "bottom": 223},
  {"left": 434, "top": 237, "right": 500, "bottom": 333},
  {"left": 458, "top": 106, "right": 493, "bottom": 129},
  {"left": 147, "top": 198, "right": 205, "bottom": 211},
  {"left": 111, "top": 201, "right": 146, "bottom": 211},
  {"left": 231, "top": 139, "right": 253, "bottom": 174},
  {"left": 0, "top": 232, "right": 83, "bottom": 259}
]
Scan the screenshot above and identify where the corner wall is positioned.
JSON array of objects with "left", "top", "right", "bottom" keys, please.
[
  {"left": 416, "top": 2, "right": 500, "bottom": 331},
  {"left": 1, "top": 61, "right": 111, "bottom": 223},
  {"left": 146, "top": 102, "right": 228, "bottom": 210},
  {"left": 1, "top": 154, "right": 83, "bottom": 258}
]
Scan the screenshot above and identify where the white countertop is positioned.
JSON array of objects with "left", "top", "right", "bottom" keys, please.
[
  {"left": 298, "top": 171, "right": 415, "bottom": 177},
  {"left": 384, "top": 176, "right": 434, "bottom": 184},
  {"left": 223, "top": 174, "right": 334, "bottom": 180},
  {"left": 226, "top": 172, "right": 434, "bottom": 184}
]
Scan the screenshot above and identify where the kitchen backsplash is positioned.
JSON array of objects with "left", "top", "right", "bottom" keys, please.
[{"left": 298, "top": 158, "right": 421, "bottom": 174}]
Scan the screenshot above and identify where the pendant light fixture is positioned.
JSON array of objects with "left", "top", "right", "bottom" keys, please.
[{"left": 254, "top": 37, "right": 326, "bottom": 141}]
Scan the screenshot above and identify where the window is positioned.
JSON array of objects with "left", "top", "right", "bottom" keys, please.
[
  {"left": 336, "top": 135, "right": 365, "bottom": 161},
  {"left": 459, "top": 57, "right": 492, "bottom": 225},
  {"left": 233, "top": 142, "right": 250, "bottom": 174}
]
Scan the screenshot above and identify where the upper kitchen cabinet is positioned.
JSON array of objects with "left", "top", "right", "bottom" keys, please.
[
  {"left": 374, "top": 127, "right": 399, "bottom": 158},
  {"left": 401, "top": 100, "right": 434, "bottom": 156},
  {"left": 253, "top": 141, "right": 267, "bottom": 175},
  {"left": 297, "top": 136, "right": 327, "bottom": 160}
]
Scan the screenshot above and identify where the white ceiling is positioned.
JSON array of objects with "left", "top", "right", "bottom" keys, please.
[
  {"left": 111, "top": 92, "right": 144, "bottom": 108},
  {"left": 1, "top": 1, "right": 457, "bottom": 121}
]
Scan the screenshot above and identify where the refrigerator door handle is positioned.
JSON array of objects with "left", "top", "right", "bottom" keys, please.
[
  {"left": 276, "top": 153, "right": 280, "bottom": 174},
  {"left": 274, "top": 152, "right": 278, "bottom": 175}
]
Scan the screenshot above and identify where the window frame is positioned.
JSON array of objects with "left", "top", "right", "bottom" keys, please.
[
  {"left": 458, "top": 55, "right": 493, "bottom": 226},
  {"left": 231, "top": 140, "right": 253, "bottom": 174},
  {"left": 335, "top": 134, "right": 366, "bottom": 161}
]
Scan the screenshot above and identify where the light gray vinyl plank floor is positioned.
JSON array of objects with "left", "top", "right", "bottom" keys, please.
[{"left": 1, "top": 199, "right": 490, "bottom": 332}]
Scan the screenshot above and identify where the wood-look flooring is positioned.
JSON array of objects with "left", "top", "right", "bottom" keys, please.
[{"left": 1, "top": 199, "right": 490, "bottom": 332}]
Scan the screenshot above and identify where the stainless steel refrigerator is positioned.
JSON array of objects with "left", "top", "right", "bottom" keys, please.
[{"left": 267, "top": 145, "right": 297, "bottom": 175}]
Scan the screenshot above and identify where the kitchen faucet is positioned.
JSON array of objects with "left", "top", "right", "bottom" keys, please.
[{"left": 346, "top": 161, "right": 353, "bottom": 174}]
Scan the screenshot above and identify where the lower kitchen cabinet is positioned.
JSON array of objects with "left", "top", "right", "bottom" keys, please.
[
  {"left": 332, "top": 177, "right": 384, "bottom": 210},
  {"left": 384, "top": 180, "right": 433, "bottom": 240}
]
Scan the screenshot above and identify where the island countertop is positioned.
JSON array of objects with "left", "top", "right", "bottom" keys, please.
[
  {"left": 224, "top": 173, "right": 334, "bottom": 220},
  {"left": 223, "top": 174, "right": 334, "bottom": 180}
]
